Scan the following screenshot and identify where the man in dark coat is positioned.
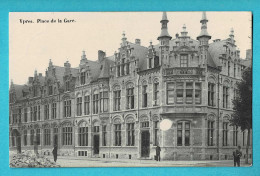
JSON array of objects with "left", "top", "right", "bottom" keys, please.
[
  {"left": 233, "top": 146, "right": 242, "bottom": 167},
  {"left": 155, "top": 145, "right": 161, "bottom": 162},
  {"left": 52, "top": 145, "right": 58, "bottom": 162}
]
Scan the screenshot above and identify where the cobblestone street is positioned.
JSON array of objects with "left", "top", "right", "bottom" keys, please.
[{"left": 46, "top": 156, "right": 252, "bottom": 167}]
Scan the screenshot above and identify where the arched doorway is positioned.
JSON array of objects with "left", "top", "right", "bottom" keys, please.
[{"left": 12, "top": 129, "right": 21, "bottom": 154}]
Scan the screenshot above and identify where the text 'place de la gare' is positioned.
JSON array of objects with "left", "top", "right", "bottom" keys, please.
[{"left": 9, "top": 12, "right": 252, "bottom": 161}]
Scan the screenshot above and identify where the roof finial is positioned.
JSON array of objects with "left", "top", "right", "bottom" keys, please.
[
  {"left": 158, "top": 11, "right": 172, "bottom": 40},
  {"left": 197, "top": 11, "right": 211, "bottom": 40},
  {"left": 230, "top": 27, "right": 234, "bottom": 38}
]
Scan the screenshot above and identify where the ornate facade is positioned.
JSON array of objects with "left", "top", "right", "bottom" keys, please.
[{"left": 9, "top": 12, "right": 252, "bottom": 160}]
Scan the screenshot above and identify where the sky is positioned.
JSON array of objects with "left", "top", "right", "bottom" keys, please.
[{"left": 9, "top": 12, "right": 252, "bottom": 85}]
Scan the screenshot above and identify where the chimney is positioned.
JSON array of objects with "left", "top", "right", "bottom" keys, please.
[
  {"left": 28, "top": 77, "right": 33, "bottom": 84},
  {"left": 135, "top": 39, "right": 141, "bottom": 45},
  {"left": 98, "top": 50, "right": 106, "bottom": 62},
  {"left": 64, "top": 61, "right": 71, "bottom": 75},
  {"left": 246, "top": 49, "right": 252, "bottom": 60},
  {"left": 39, "top": 73, "right": 42, "bottom": 77},
  {"left": 175, "top": 33, "right": 179, "bottom": 38}
]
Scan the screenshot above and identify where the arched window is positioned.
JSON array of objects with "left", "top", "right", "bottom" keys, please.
[
  {"left": 62, "top": 122, "right": 73, "bottom": 145},
  {"left": 113, "top": 85, "right": 121, "bottom": 111},
  {"left": 223, "top": 80, "right": 230, "bottom": 109},
  {"left": 43, "top": 125, "right": 51, "bottom": 146},
  {"left": 84, "top": 92, "right": 90, "bottom": 115},
  {"left": 78, "top": 121, "right": 88, "bottom": 146},
  {"left": 113, "top": 117, "right": 122, "bottom": 146},
  {"left": 80, "top": 70, "right": 86, "bottom": 85},
  {"left": 100, "top": 90, "right": 109, "bottom": 113},
  {"left": 23, "top": 130, "right": 27, "bottom": 146},
  {"left": 126, "top": 83, "right": 134, "bottom": 109},
  {"left": 207, "top": 119, "right": 215, "bottom": 146},
  {"left": 76, "top": 95, "right": 82, "bottom": 116},
  {"left": 153, "top": 79, "right": 159, "bottom": 106},
  {"left": 126, "top": 116, "right": 135, "bottom": 146},
  {"left": 142, "top": 81, "right": 148, "bottom": 108},
  {"left": 64, "top": 99, "right": 71, "bottom": 117}
]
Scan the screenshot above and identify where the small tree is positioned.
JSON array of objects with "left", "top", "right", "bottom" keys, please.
[{"left": 231, "top": 67, "right": 252, "bottom": 164}]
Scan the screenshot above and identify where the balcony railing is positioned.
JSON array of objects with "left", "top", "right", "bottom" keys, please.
[{"left": 163, "top": 67, "right": 205, "bottom": 76}]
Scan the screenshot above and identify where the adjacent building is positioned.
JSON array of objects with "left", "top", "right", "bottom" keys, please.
[{"left": 9, "top": 12, "right": 252, "bottom": 160}]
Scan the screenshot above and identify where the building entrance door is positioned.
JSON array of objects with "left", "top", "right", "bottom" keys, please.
[
  {"left": 93, "top": 135, "right": 99, "bottom": 155},
  {"left": 16, "top": 134, "right": 21, "bottom": 154},
  {"left": 141, "top": 130, "right": 150, "bottom": 157}
]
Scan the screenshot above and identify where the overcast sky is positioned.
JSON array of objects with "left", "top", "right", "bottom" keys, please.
[{"left": 9, "top": 12, "right": 252, "bottom": 85}]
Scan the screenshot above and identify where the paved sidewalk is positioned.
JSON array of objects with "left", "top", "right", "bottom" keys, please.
[{"left": 46, "top": 156, "right": 252, "bottom": 167}]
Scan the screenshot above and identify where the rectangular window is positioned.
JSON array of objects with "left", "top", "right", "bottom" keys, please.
[
  {"left": 141, "top": 121, "right": 149, "bottom": 128},
  {"left": 62, "top": 127, "right": 72, "bottom": 145},
  {"left": 223, "top": 86, "right": 229, "bottom": 108},
  {"left": 186, "top": 82, "right": 193, "bottom": 104},
  {"left": 30, "top": 129, "right": 34, "bottom": 145},
  {"left": 44, "top": 104, "right": 49, "bottom": 120},
  {"left": 51, "top": 103, "right": 57, "bottom": 119},
  {"left": 176, "top": 82, "right": 184, "bottom": 104},
  {"left": 64, "top": 100, "right": 71, "bottom": 117},
  {"left": 154, "top": 121, "right": 159, "bottom": 146},
  {"left": 33, "top": 106, "right": 37, "bottom": 121},
  {"left": 228, "top": 61, "right": 230, "bottom": 76},
  {"left": 117, "top": 65, "right": 120, "bottom": 77},
  {"left": 195, "top": 83, "right": 202, "bottom": 104},
  {"left": 185, "top": 122, "right": 190, "bottom": 146},
  {"left": 102, "top": 125, "right": 107, "bottom": 146},
  {"left": 127, "top": 88, "right": 134, "bottom": 109},
  {"left": 180, "top": 55, "right": 188, "bottom": 67},
  {"left": 38, "top": 105, "right": 40, "bottom": 121},
  {"left": 154, "top": 83, "right": 159, "bottom": 106},
  {"left": 36, "top": 129, "right": 40, "bottom": 145},
  {"left": 65, "top": 81, "right": 70, "bottom": 91},
  {"left": 142, "top": 85, "right": 148, "bottom": 107},
  {"left": 77, "top": 97, "right": 82, "bottom": 116},
  {"left": 48, "top": 85, "right": 53, "bottom": 95},
  {"left": 81, "top": 72, "right": 86, "bottom": 85},
  {"left": 127, "top": 123, "right": 135, "bottom": 146},
  {"left": 208, "top": 121, "right": 214, "bottom": 146},
  {"left": 177, "top": 122, "right": 182, "bottom": 146},
  {"left": 233, "top": 125, "right": 238, "bottom": 146},
  {"left": 115, "top": 124, "right": 121, "bottom": 146},
  {"left": 113, "top": 90, "right": 121, "bottom": 111},
  {"left": 126, "top": 63, "right": 130, "bottom": 75},
  {"left": 84, "top": 95, "right": 90, "bottom": 115},
  {"left": 234, "top": 64, "right": 236, "bottom": 77},
  {"left": 149, "top": 58, "right": 152, "bottom": 68},
  {"left": 92, "top": 94, "right": 99, "bottom": 114},
  {"left": 100, "top": 91, "right": 109, "bottom": 112},
  {"left": 78, "top": 127, "right": 88, "bottom": 146},
  {"left": 121, "top": 59, "right": 125, "bottom": 76},
  {"left": 223, "top": 122, "right": 228, "bottom": 146},
  {"left": 167, "top": 83, "right": 175, "bottom": 104},
  {"left": 24, "top": 108, "right": 27, "bottom": 122},
  {"left": 208, "top": 83, "right": 215, "bottom": 106},
  {"left": 23, "top": 130, "right": 27, "bottom": 146},
  {"left": 44, "top": 129, "right": 51, "bottom": 146},
  {"left": 30, "top": 107, "right": 33, "bottom": 122}
]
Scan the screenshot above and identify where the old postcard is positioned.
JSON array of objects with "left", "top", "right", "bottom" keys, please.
[{"left": 9, "top": 12, "right": 252, "bottom": 167}]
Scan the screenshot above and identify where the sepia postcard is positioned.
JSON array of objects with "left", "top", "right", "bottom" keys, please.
[{"left": 9, "top": 11, "right": 252, "bottom": 168}]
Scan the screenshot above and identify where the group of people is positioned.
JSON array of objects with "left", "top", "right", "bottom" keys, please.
[{"left": 51, "top": 144, "right": 242, "bottom": 166}]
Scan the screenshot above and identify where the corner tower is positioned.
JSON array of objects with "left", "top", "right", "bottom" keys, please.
[
  {"left": 158, "top": 12, "right": 172, "bottom": 67},
  {"left": 197, "top": 12, "right": 211, "bottom": 67}
]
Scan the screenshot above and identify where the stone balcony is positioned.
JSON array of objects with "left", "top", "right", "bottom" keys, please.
[{"left": 163, "top": 67, "right": 205, "bottom": 76}]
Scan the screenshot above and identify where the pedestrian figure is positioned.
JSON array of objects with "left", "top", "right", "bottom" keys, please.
[
  {"left": 52, "top": 145, "right": 58, "bottom": 162},
  {"left": 233, "top": 146, "right": 242, "bottom": 167},
  {"left": 155, "top": 145, "right": 161, "bottom": 161}
]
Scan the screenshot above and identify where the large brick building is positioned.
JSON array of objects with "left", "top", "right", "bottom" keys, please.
[{"left": 9, "top": 12, "right": 252, "bottom": 160}]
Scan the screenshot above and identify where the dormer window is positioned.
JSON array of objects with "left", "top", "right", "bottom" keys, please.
[
  {"left": 48, "top": 85, "right": 53, "bottom": 95},
  {"left": 180, "top": 55, "right": 188, "bottom": 67},
  {"left": 33, "top": 86, "right": 37, "bottom": 97},
  {"left": 80, "top": 72, "right": 86, "bottom": 85},
  {"left": 65, "top": 80, "right": 70, "bottom": 92}
]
